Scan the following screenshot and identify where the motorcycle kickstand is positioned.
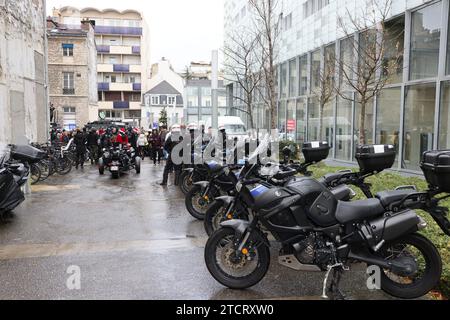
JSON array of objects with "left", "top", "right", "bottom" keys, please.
[
  {"left": 321, "top": 265, "right": 347, "bottom": 300},
  {"left": 328, "top": 268, "right": 346, "bottom": 300}
]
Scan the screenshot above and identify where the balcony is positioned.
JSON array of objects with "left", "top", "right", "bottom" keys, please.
[
  {"left": 63, "top": 88, "right": 75, "bottom": 95},
  {"left": 113, "top": 101, "right": 130, "bottom": 109},
  {"left": 98, "top": 83, "right": 141, "bottom": 92},
  {"left": 98, "top": 83, "right": 110, "bottom": 91},
  {"left": 96, "top": 45, "right": 110, "bottom": 53},
  {"left": 99, "top": 101, "right": 141, "bottom": 110},
  {"left": 94, "top": 26, "right": 142, "bottom": 36},
  {"left": 132, "top": 83, "right": 141, "bottom": 91},
  {"left": 132, "top": 46, "right": 141, "bottom": 54},
  {"left": 113, "top": 64, "right": 130, "bottom": 72}
]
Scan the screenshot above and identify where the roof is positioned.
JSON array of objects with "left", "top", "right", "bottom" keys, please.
[
  {"left": 59, "top": 6, "right": 141, "bottom": 17},
  {"left": 145, "top": 81, "right": 182, "bottom": 95}
]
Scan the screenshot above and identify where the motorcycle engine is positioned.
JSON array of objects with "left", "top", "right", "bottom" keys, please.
[{"left": 293, "top": 234, "right": 334, "bottom": 270}]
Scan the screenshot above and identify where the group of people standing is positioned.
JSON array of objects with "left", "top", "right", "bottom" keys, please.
[{"left": 50, "top": 126, "right": 170, "bottom": 170}]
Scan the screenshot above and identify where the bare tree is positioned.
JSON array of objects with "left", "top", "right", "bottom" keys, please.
[
  {"left": 249, "top": 0, "right": 281, "bottom": 130},
  {"left": 312, "top": 48, "right": 336, "bottom": 141},
  {"left": 223, "top": 31, "right": 263, "bottom": 130},
  {"left": 336, "top": 0, "right": 403, "bottom": 145}
]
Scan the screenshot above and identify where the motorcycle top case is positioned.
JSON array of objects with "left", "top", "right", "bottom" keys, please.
[
  {"left": 355, "top": 144, "right": 396, "bottom": 174},
  {"left": 0, "top": 171, "right": 25, "bottom": 212},
  {"left": 302, "top": 141, "right": 331, "bottom": 164},
  {"left": 421, "top": 150, "right": 450, "bottom": 192},
  {"left": 10, "top": 145, "right": 46, "bottom": 164}
]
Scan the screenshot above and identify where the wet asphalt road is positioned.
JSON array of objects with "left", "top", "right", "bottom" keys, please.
[{"left": 0, "top": 161, "right": 395, "bottom": 300}]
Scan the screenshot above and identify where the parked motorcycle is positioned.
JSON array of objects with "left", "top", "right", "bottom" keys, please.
[
  {"left": 0, "top": 144, "right": 46, "bottom": 217},
  {"left": 204, "top": 137, "right": 450, "bottom": 300},
  {"left": 98, "top": 144, "right": 141, "bottom": 179},
  {"left": 203, "top": 141, "right": 333, "bottom": 235}
]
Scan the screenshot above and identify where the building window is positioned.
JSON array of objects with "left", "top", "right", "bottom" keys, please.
[
  {"left": 339, "top": 37, "right": 354, "bottom": 91},
  {"left": 168, "top": 96, "right": 176, "bottom": 105},
  {"left": 299, "top": 55, "right": 308, "bottom": 96},
  {"left": 109, "top": 56, "right": 117, "bottom": 64},
  {"left": 376, "top": 88, "right": 401, "bottom": 166},
  {"left": 188, "top": 87, "right": 199, "bottom": 107},
  {"left": 383, "top": 16, "right": 405, "bottom": 84},
  {"left": 336, "top": 95, "right": 353, "bottom": 161},
  {"left": 62, "top": 44, "right": 73, "bottom": 57},
  {"left": 439, "top": 81, "right": 450, "bottom": 149},
  {"left": 288, "top": 59, "right": 297, "bottom": 97},
  {"left": 410, "top": 2, "right": 442, "bottom": 80},
  {"left": 283, "top": 13, "right": 292, "bottom": 30},
  {"left": 307, "top": 96, "right": 319, "bottom": 141},
  {"left": 280, "top": 62, "right": 288, "bottom": 99},
  {"left": 63, "top": 72, "right": 75, "bottom": 95},
  {"left": 311, "top": 50, "right": 321, "bottom": 92},
  {"left": 151, "top": 96, "right": 160, "bottom": 105},
  {"left": 403, "top": 83, "right": 436, "bottom": 170},
  {"left": 201, "top": 88, "right": 212, "bottom": 107},
  {"left": 296, "top": 98, "right": 307, "bottom": 145},
  {"left": 99, "top": 110, "right": 122, "bottom": 120},
  {"left": 354, "top": 98, "right": 374, "bottom": 149},
  {"left": 63, "top": 107, "right": 76, "bottom": 130}
]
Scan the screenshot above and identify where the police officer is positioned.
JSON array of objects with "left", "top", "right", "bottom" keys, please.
[
  {"left": 160, "top": 125, "right": 182, "bottom": 186},
  {"left": 73, "top": 128, "right": 87, "bottom": 169}
]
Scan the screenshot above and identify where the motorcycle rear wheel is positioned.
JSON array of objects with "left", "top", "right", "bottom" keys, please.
[{"left": 379, "top": 233, "right": 442, "bottom": 299}]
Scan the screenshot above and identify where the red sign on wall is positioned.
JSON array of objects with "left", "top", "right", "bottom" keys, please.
[{"left": 287, "top": 120, "right": 296, "bottom": 131}]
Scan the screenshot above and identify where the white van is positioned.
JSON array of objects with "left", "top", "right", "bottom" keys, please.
[{"left": 205, "top": 116, "right": 249, "bottom": 141}]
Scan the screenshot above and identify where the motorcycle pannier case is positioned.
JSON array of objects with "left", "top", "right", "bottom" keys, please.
[
  {"left": 355, "top": 145, "right": 396, "bottom": 174},
  {"left": 302, "top": 142, "right": 330, "bottom": 164},
  {"left": 10, "top": 145, "right": 46, "bottom": 163},
  {"left": 421, "top": 150, "right": 450, "bottom": 192}
]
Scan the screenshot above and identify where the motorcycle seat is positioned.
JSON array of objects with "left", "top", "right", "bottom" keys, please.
[
  {"left": 375, "top": 190, "right": 415, "bottom": 208},
  {"left": 320, "top": 172, "right": 349, "bottom": 185},
  {"left": 335, "top": 198, "right": 385, "bottom": 224}
]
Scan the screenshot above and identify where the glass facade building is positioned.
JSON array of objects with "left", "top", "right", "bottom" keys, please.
[{"left": 225, "top": 0, "right": 450, "bottom": 173}]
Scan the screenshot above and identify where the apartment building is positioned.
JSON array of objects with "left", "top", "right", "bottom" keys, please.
[
  {"left": 47, "top": 18, "right": 98, "bottom": 130},
  {"left": 224, "top": 0, "right": 450, "bottom": 172},
  {"left": 53, "top": 7, "right": 150, "bottom": 126},
  {"left": 0, "top": 0, "right": 49, "bottom": 145}
]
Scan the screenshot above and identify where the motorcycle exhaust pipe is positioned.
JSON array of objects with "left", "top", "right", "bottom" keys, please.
[{"left": 347, "top": 251, "right": 391, "bottom": 269}]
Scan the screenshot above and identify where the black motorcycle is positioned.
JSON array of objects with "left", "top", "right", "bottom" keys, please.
[
  {"left": 203, "top": 141, "right": 333, "bottom": 236},
  {"left": 99, "top": 145, "right": 141, "bottom": 179},
  {"left": 1, "top": 144, "right": 45, "bottom": 217},
  {"left": 204, "top": 141, "right": 450, "bottom": 300}
]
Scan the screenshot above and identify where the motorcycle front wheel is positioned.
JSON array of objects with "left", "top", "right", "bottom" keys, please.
[
  {"left": 185, "top": 185, "right": 212, "bottom": 220},
  {"left": 379, "top": 233, "right": 442, "bottom": 299},
  {"left": 204, "top": 227, "right": 270, "bottom": 290},
  {"left": 180, "top": 171, "right": 193, "bottom": 195},
  {"left": 204, "top": 201, "right": 248, "bottom": 236}
]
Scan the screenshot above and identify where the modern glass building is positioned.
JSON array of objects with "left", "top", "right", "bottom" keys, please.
[
  {"left": 185, "top": 79, "right": 229, "bottom": 126},
  {"left": 224, "top": 0, "right": 450, "bottom": 173}
]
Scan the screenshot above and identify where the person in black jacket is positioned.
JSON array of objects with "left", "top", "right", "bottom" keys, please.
[
  {"left": 87, "top": 129, "right": 100, "bottom": 164},
  {"left": 160, "top": 126, "right": 182, "bottom": 186},
  {"left": 73, "top": 128, "right": 87, "bottom": 169}
]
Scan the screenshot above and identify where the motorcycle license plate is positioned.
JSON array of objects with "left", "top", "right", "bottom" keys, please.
[{"left": 111, "top": 166, "right": 119, "bottom": 171}]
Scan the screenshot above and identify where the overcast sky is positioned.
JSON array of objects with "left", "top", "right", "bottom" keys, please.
[{"left": 46, "top": 0, "right": 224, "bottom": 72}]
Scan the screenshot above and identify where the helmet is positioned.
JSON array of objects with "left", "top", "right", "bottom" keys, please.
[
  {"left": 171, "top": 124, "right": 181, "bottom": 133},
  {"left": 187, "top": 123, "right": 198, "bottom": 131}
]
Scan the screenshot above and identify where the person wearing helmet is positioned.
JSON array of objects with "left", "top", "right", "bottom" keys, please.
[{"left": 160, "top": 125, "right": 181, "bottom": 186}]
